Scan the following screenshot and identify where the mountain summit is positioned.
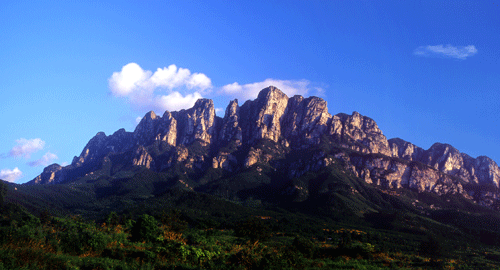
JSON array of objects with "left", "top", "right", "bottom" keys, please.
[{"left": 29, "top": 86, "right": 500, "bottom": 208}]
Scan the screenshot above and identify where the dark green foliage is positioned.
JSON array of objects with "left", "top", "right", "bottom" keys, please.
[
  {"left": 4, "top": 140, "right": 500, "bottom": 268},
  {"left": 234, "top": 217, "right": 272, "bottom": 242},
  {"left": 159, "top": 210, "right": 188, "bottom": 232},
  {"left": 130, "top": 214, "right": 160, "bottom": 242},
  {"left": 57, "top": 218, "right": 108, "bottom": 255},
  {"left": 0, "top": 181, "right": 7, "bottom": 207},
  {"left": 291, "top": 236, "right": 316, "bottom": 257},
  {"left": 106, "top": 211, "right": 120, "bottom": 227},
  {"left": 419, "top": 234, "right": 449, "bottom": 261}
]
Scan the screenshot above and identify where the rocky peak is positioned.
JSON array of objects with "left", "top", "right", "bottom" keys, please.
[
  {"left": 388, "top": 138, "right": 425, "bottom": 161},
  {"left": 134, "top": 111, "right": 160, "bottom": 146},
  {"left": 173, "top": 98, "right": 217, "bottom": 146},
  {"left": 337, "top": 112, "right": 391, "bottom": 156},
  {"left": 30, "top": 85, "right": 500, "bottom": 208},
  {"left": 72, "top": 132, "right": 108, "bottom": 166},
  {"left": 240, "top": 86, "right": 289, "bottom": 143},
  {"left": 156, "top": 111, "right": 177, "bottom": 147},
  {"left": 282, "top": 95, "right": 331, "bottom": 146},
  {"left": 220, "top": 99, "right": 242, "bottom": 144},
  {"left": 423, "top": 143, "right": 463, "bottom": 174},
  {"left": 31, "top": 163, "right": 63, "bottom": 184},
  {"left": 113, "top": 128, "right": 127, "bottom": 137},
  {"left": 474, "top": 156, "right": 500, "bottom": 186}
]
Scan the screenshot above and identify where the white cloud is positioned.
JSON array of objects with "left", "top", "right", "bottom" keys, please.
[
  {"left": 110, "top": 63, "right": 321, "bottom": 114},
  {"left": 109, "top": 63, "right": 212, "bottom": 111},
  {"left": 150, "top": 65, "right": 212, "bottom": 91},
  {"left": 220, "top": 79, "right": 311, "bottom": 100},
  {"left": 135, "top": 116, "right": 143, "bottom": 125},
  {"left": 215, "top": 108, "right": 224, "bottom": 115},
  {"left": 0, "top": 167, "right": 23, "bottom": 183},
  {"left": 9, "top": 138, "right": 45, "bottom": 158},
  {"left": 109, "top": 63, "right": 152, "bottom": 97},
  {"left": 155, "top": 91, "right": 203, "bottom": 112},
  {"left": 414, "top": 44, "right": 477, "bottom": 59},
  {"left": 27, "top": 151, "right": 58, "bottom": 167}
]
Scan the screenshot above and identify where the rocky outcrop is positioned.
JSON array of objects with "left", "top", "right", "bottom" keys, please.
[
  {"left": 343, "top": 153, "right": 465, "bottom": 195},
  {"left": 282, "top": 95, "right": 331, "bottom": 147},
  {"left": 132, "top": 145, "right": 155, "bottom": 169},
  {"left": 389, "top": 138, "right": 425, "bottom": 161},
  {"left": 173, "top": 99, "right": 217, "bottom": 146},
  {"left": 240, "top": 86, "right": 289, "bottom": 143},
  {"left": 219, "top": 99, "right": 242, "bottom": 145},
  {"left": 334, "top": 112, "right": 392, "bottom": 156},
  {"left": 31, "top": 164, "right": 64, "bottom": 184},
  {"left": 28, "top": 86, "right": 500, "bottom": 208},
  {"left": 388, "top": 139, "right": 500, "bottom": 188}
]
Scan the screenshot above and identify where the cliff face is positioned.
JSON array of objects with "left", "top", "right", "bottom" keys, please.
[{"left": 29, "top": 86, "right": 500, "bottom": 207}]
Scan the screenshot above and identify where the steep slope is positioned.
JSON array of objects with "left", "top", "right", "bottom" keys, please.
[{"left": 28, "top": 86, "right": 500, "bottom": 209}]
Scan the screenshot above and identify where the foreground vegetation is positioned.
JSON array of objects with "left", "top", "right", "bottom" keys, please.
[
  {"left": 3, "top": 154, "right": 500, "bottom": 269},
  {"left": 1, "top": 199, "right": 500, "bottom": 270}
]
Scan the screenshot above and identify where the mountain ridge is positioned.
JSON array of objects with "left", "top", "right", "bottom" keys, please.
[{"left": 28, "top": 86, "right": 500, "bottom": 208}]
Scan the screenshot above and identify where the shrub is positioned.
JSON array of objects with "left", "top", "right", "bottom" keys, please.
[
  {"left": 292, "top": 236, "right": 316, "bottom": 258},
  {"left": 233, "top": 217, "right": 271, "bottom": 242},
  {"left": 130, "top": 214, "right": 160, "bottom": 243}
]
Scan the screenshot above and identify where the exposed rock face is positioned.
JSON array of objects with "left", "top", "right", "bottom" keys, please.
[
  {"left": 132, "top": 145, "right": 155, "bottom": 169},
  {"left": 334, "top": 112, "right": 391, "bottom": 156},
  {"left": 219, "top": 99, "right": 242, "bottom": 145},
  {"left": 282, "top": 95, "right": 331, "bottom": 146},
  {"left": 344, "top": 154, "right": 465, "bottom": 195},
  {"left": 173, "top": 99, "right": 217, "bottom": 146},
  {"left": 29, "top": 86, "right": 500, "bottom": 208},
  {"left": 389, "top": 138, "right": 425, "bottom": 161},
  {"left": 240, "top": 86, "right": 289, "bottom": 143},
  {"left": 31, "top": 164, "right": 64, "bottom": 184},
  {"left": 388, "top": 139, "right": 500, "bottom": 188}
]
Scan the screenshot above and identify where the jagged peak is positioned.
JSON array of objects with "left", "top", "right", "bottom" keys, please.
[
  {"left": 87, "top": 132, "right": 107, "bottom": 144},
  {"left": 257, "top": 86, "right": 288, "bottom": 101},
  {"left": 428, "top": 142, "right": 459, "bottom": 153},
  {"left": 224, "top": 99, "right": 239, "bottom": 118},
  {"left": 477, "top": 155, "right": 497, "bottom": 164},
  {"left": 388, "top": 137, "right": 408, "bottom": 145},
  {"left": 144, "top": 111, "right": 158, "bottom": 120},
  {"left": 193, "top": 98, "right": 214, "bottom": 108},
  {"left": 44, "top": 163, "right": 62, "bottom": 171},
  {"left": 290, "top": 95, "right": 304, "bottom": 102},
  {"left": 112, "top": 128, "right": 127, "bottom": 136}
]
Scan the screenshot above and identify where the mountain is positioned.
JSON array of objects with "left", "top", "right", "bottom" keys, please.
[{"left": 27, "top": 86, "right": 500, "bottom": 210}]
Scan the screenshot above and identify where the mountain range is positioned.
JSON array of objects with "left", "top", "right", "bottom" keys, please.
[{"left": 25, "top": 86, "right": 500, "bottom": 212}]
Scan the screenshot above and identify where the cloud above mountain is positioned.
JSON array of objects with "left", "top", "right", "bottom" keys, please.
[
  {"left": 414, "top": 44, "right": 477, "bottom": 60},
  {"left": 28, "top": 152, "right": 58, "bottom": 167},
  {"left": 220, "top": 79, "right": 311, "bottom": 100},
  {"left": 9, "top": 138, "right": 45, "bottom": 159},
  {"left": 0, "top": 167, "right": 22, "bottom": 183},
  {"left": 109, "top": 63, "right": 212, "bottom": 112},
  {"left": 109, "top": 63, "right": 319, "bottom": 114}
]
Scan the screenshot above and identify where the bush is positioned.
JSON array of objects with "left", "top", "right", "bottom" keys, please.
[
  {"left": 234, "top": 217, "right": 271, "bottom": 242},
  {"left": 292, "top": 236, "right": 316, "bottom": 258},
  {"left": 56, "top": 218, "right": 108, "bottom": 255},
  {"left": 130, "top": 214, "right": 160, "bottom": 243}
]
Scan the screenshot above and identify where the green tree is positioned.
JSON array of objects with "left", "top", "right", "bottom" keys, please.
[
  {"left": 105, "top": 211, "right": 120, "bottom": 227},
  {"left": 0, "top": 181, "right": 7, "bottom": 207},
  {"left": 234, "top": 217, "right": 271, "bottom": 242},
  {"left": 419, "top": 234, "right": 449, "bottom": 263},
  {"left": 130, "top": 214, "right": 160, "bottom": 242}
]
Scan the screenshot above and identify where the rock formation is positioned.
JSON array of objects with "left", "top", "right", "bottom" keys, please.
[{"left": 28, "top": 86, "right": 500, "bottom": 208}]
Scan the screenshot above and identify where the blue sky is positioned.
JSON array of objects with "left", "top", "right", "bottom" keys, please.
[{"left": 1, "top": 1, "right": 499, "bottom": 184}]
